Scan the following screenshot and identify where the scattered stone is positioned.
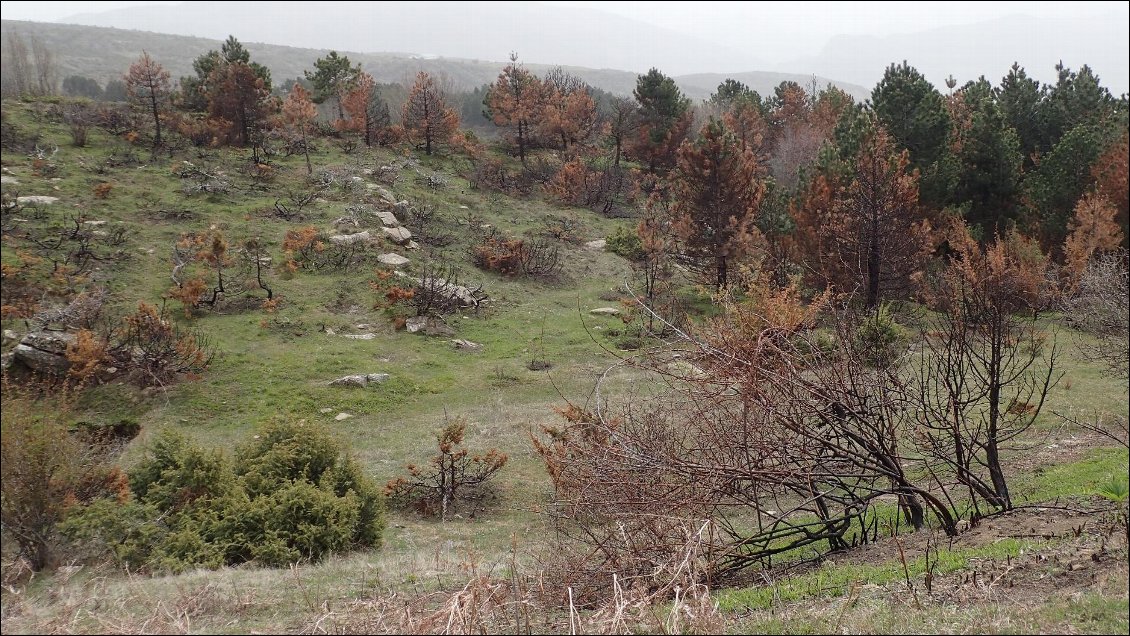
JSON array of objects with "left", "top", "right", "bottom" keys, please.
[
  {"left": 372, "top": 185, "right": 397, "bottom": 206},
  {"left": 378, "top": 252, "right": 410, "bottom": 266},
  {"left": 405, "top": 316, "right": 428, "bottom": 333},
  {"left": 324, "top": 327, "right": 336, "bottom": 336},
  {"left": 350, "top": 176, "right": 364, "bottom": 183},
  {"left": 334, "top": 412, "right": 353, "bottom": 421},
  {"left": 355, "top": 323, "right": 374, "bottom": 330},
  {"left": 328, "top": 230, "right": 372, "bottom": 245},
  {"left": 381, "top": 226, "right": 412, "bottom": 245},
  {"left": 375, "top": 208, "right": 400, "bottom": 227},
  {"left": 361, "top": 168, "right": 374, "bottom": 176},
  {"left": 1, "top": 352, "right": 12, "bottom": 370},
  {"left": 0, "top": 175, "right": 18, "bottom": 185},
  {"left": 2, "top": 329, "right": 19, "bottom": 345},
  {"left": 16, "top": 195, "right": 59, "bottom": 206},
  {"left": 319, "top": 407, "right": 334, "bottom": 414},
  {"left": 329, "top": 373, "right": 389, "bottom": 388},
  {"left": 451, "top": 339, "right": 483, "bottom": 352},
  {"left": 459, "top": 205, "right": 469, "bottom": 209},
  {"left": 83, "top": 220, "right": 107, "bottom": 226},
  {"left": 394, "top": 200, "right": 412, "bottom": 217},
  {"left": 589, "top": 307, "right": 621, "bottom": 316},
  {"left": 405, "top": 240, "right": 420, "bottom": 250},
  {"left": 340, "top": 333, "right": 376, "bottom": 340},
  {"left": 13, "top": 331, "right": 75, "bottom": 374},
  {"left": 92, "top": 230, "right": 109, "bottom": 237},
  {"left": 585, "top": 239, "right": 607, "bottom": 250}
]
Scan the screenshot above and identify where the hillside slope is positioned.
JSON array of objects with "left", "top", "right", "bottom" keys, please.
[{"left": 0, "top": 19, "right": 871, "bottom": 100}]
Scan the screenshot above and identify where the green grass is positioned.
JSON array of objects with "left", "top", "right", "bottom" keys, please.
[
  {"left": 732, "top": 586, "right": 1129, "bottom": 635},
  {"left": 1017, "top": 447, "right": 1130, "bottom": 503},
  {"left": 717, "top": 538, "right": 1039, "bottom": 612}
]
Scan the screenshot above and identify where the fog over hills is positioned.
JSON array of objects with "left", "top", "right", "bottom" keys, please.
[
  {"left": 780, "top": 11, "right": 1129, "bottom": 94},
  {"left": 2, "top": 1, "right": 1126, "bottom": 97},
  {"left": 55, "top": 1, "right": 768, "bottom": 77},
  {"left": 0, "top": 19, "right": 869, "bottom": 102}
]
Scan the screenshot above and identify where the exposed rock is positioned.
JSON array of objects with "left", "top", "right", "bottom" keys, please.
[
  {"left": 375, "top": 208, "right": 400, "bottom": 227},
  {"left": 340, "top": 333, "right": 376, "bottom": 340},
  {"left": 371, "top": 184, "right": 397, "bottom": 206},
  {"left": 329, "top": 373, "right": 389, "bottom": 388},
  {"left": 319, "top": 407, "right": 334, "bottom": 414},
  {"left": 589, "top": 307, "right": 621, "bottom": 316},
  {"left": 405, "top": 240, "right": 420, "bottom": 250},
  {"left": 395, "top": 272, "right": 484, "bottom": 309},
  {"left": 13, "top": 331, "right": 75, "bottom": 374},
  {"left": 1, "top": 353, "right": 12, "bottom": 370},
  {"left": 83, "top": 220, "right": 107, "bottom": 226},
  {"left": 585, "top": 239, "right": 607, "bottom": 250},
  {"left": 0, "top": 175, "right": 19, "bottom": 185},
  {"left": 405, "top": 316, "right": 428, "bottom": 333},
  {"left": 451, "top": 339, "right": 483, "bottom": 352},
  {"left": 394, "top": 200, "right": 413, "bottom": 217},
  {"left": 328, "top": 230, "right": 372, "bottom": 245},
  {"left": 404, "top": 316, "right": 455, "bottom": 337},
  {"left": 378, "top": 252, "right": 410, "bottom": 266},
  {"left": 2, "top": 329, "right": 19, "bottom": 345},
  {"left": 16, "top": 195, "right": 59, "bottom": 206},
  {"left": 334, "top": 412, "right": 353, "bottom": 421},
  {"left": 381, "top": 226, "right": 412, "bottom": 245}
]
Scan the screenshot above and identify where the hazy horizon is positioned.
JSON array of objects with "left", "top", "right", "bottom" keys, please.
[{"left": 1, "top": 0, "right": 1127, "bottom": 93}]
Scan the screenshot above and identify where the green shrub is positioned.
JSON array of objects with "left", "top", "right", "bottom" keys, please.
[
  {"left": 854, "top": 303, "right": 909, "bottom": 368},
  {"left": 605, "top": 225, "right": 644, "bottom": 261},
  {"left": 61, "top": 423, "right": 385, "bottom": 572}
]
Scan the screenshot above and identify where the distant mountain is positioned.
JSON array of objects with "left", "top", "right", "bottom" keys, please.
[
  {"left": 778, "top": 13, "right": 1129, "bottom": 95},
  {"left": 0, "top": 20, "right": 870, "bottom": 102},
  {"left": 54, "top": 0, "right": 766, "bottom": 78}
]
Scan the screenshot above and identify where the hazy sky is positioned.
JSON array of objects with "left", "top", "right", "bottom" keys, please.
[
  {"left": 547, "top": 1, "right": 1128, "bottom": 63},
  {"left": 3, "top": 1, "right": 1125, "bottom": 55},
  {"left": 2, "top": 1, "right": 1127, "bottom": 92}
]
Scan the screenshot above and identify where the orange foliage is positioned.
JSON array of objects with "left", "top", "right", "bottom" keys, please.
[
  {"left": 933, "top": 224, "right": 1054, "bottom": 316},
  {"left": 281, "top": 225, "right": 325, "bottom": 271},
  {"left": 539, "top": 83, "right": 598, "bottom": 151},
  {"left": 402, "top": 71, "right": 459, "bottom": 155},
  {"left": 722, "top": 99, "right": 767, "bottom": 155},
  {"left": 797, "top": 127, "right": 931, "bottom": 306},
  {"left": 65, "top": 329, "right": 110, "bottom": 384},
  {"left": 92, "top": 182, "right": 113, "bottom": 199},
  {"left": 473, "top": 235, "right": 526, "bottom": 276},
  {"left": 668, "top": 119, "right": 766, "bottom": 289},
  {"left": 168, "top": 276, "right": 207, "bottom": 317},
  {"left": 544, "top": 158, "right": 592, "bottom": 205},
  {"left": 1091, "top": 133, "right": 1129, "bottom": 246},
  {"left": 1063, "top": 192, "right": 1124, "bottom": 284},
  {"left": 486, "top": 61, "right": 545, "bottom": 161}
]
